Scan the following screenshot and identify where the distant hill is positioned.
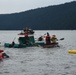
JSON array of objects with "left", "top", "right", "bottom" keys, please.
[{"left": 0, "top": 1, "right": 76, "bottom": 30}]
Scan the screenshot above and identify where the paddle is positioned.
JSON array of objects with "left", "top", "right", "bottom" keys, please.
[
  {"left": 59, "top": 38, "right": 64, "bottom": 40},
  {"left": 11, "top": 37, "right": 16, "bottom": 44},
  {"left": 13, "top": 37, "right": 16, "bottom": 42}
]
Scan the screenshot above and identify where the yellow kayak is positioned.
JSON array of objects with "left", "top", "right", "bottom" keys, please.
[{"left": 68, "top": 50, "right": 76, "bottom": 54}]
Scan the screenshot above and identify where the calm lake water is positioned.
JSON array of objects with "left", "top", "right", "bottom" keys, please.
[{"left": 0, "top": 30, "right": 76, "bottom": 75}]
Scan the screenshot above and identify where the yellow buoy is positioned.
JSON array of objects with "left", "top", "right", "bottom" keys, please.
[{"left": 68, "top": 50, "right": 76, "bottom": 54}]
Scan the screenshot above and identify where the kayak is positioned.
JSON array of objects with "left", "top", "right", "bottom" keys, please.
[
  {"left": 4, "top": 43, "right": 14, "bottom": 48},
  {"left": 14, "top": 44, "right": 26, "bottom": 48},
  {"left": 4, "top": 35, "right": 43, "bottom": 48},
  {"left": 68, "top": 50, "right": 76, "bottom": 54},
  {"left": 4, "top": 43, "right": 26, "bottom": 48},
  {"left": 35, "top": 41, "right": 45, "bottom": 46},
  {"left": 4, "top": 42, "right": 44, "bottom": 48},
  {"left": 43, "top": 43, "right": 59, "bottom": 48}
]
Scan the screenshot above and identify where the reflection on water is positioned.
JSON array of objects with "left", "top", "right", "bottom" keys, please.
[{"left": 0, "top": 30, "right": 76, "bottom": 75}]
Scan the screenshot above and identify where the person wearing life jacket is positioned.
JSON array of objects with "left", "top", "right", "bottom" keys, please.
[
  {"left": 45, "top": 32, "right": 51, "bottom": 45},
  {"left": 51, "top": 35, "right": 58, "bottom": 44},
  {"left": 24, "top": 32, "right": 28, "bottom": 37},
  {"left": 0, "top": 50, "right": 3, "bottom": 59},
  {"left": 0, "top": 50, "right": 9, "bottom": 59},
  {"left": 11, "top": 41, "right": 15, "bottom": 47},
  {"left": 24, "top": 32, "right": 29, "bottom": 45},
  {"left": 23, "top": 27, "right": 29, "bottom": 33}
]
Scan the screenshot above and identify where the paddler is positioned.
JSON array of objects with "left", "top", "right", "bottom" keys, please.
[
  {"left": 24, "top": 32, "right": 29, "bottom": 45},
  {"left": 45, "top": 32, "right": 51, "bottom": 45},
  {"left": 38, "top": 36, "right": 43, "bottom": 41},
  {"left": 0, "top": 50, "right": 9, "bottom": 59},
  {"left": 51, "top": 35, "right": 58, "bottom": 44}
]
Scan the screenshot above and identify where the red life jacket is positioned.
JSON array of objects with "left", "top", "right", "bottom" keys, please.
[
  {"left": 24, "top": 33, "right": 28, "bottom": 37},
  {"left": 0, "top": 50, "right": 4, "bottom": 53},
  {"left": 0, "top": 50, "right": 4, "bottom": 59},
  {"left": 0, "top": 53, "right": 3, "bottom": 59},
  {"left": 46, "top": 36, "right": 50, "bottom": 40}
]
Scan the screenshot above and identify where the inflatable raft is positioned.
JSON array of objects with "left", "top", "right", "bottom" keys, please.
[{"left": 68, "top": 50, "right": 76, "bottom": 54}]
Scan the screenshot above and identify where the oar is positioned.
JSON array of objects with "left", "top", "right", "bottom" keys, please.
[
  {"left": 11, "top": 37, "right": 16, "bottom": 44},
  {"left": 13, "top": 37, "right": 16, "bottom": 42}
]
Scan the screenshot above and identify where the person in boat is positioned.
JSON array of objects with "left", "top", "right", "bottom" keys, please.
[
  {"left": 38, "top": 36, "right": 43, "bottom": 41},
  {"left": 23, "top": 27, "right": 29, "bottom": 34},
  {"left": 51, "top": 35, "right": 58, "bottom": 44},
  {"left": 29, "top": 28, "right": 34, "bottom": 34},
  {"left": 23, "top": 27, "right": 34, "bottom": 34},
  {"left": 24, "top": 27, "right": 29, "bottom": 32},
  {"left": 11, "top": 41, "right": 15, "bottom": 47},
  {"left": 45, "top": 32, "right": 51, "bottom": 45},
  {"left": 24, "top": 32, "right": 29, "bottom": 45},
  {"left": 0, "top": 50, "right": 9, "bottom": 59}
]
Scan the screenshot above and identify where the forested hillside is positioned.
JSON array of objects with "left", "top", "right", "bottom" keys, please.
[{"left": 0, "top": 1, "right": 76, "bottom": 30}]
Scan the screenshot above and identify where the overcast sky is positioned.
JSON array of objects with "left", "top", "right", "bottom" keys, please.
[{"left": 0, "top": 0, "right": 75, "bottom": 14}]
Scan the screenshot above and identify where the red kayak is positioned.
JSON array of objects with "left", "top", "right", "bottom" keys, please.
[{"left": 43, "top": 43, "right": 59, "bottom": 48}]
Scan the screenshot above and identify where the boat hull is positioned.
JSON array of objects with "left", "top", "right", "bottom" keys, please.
[
  {"left": 43, "top": 43, "right": 59, "bottom": 48},
  {"left": 4, "top": 43, "right": 14, "bottom": 48},
  {"left": 4, "top": 43, "right": 39, "bottom": 48},
  {"left": 4, "top": 43, "right": 26, "bottom": 48}
]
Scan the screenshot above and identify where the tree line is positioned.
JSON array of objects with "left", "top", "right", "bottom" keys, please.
[{"left": 0, "top": 1, "right": 76, "bottom": 30}]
